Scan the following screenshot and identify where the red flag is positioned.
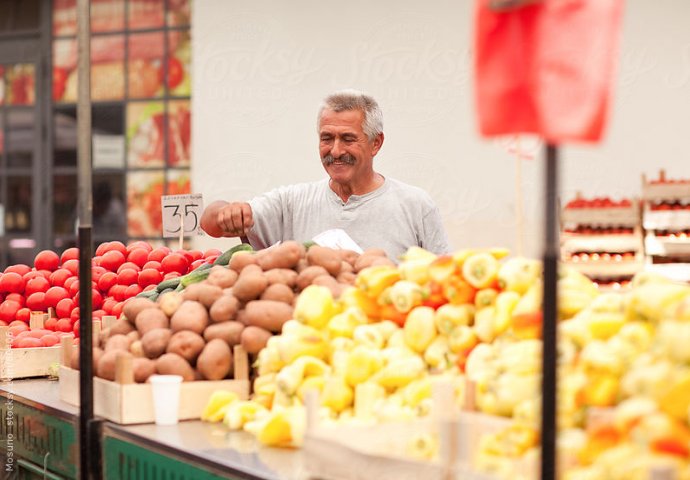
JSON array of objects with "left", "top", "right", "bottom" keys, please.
[{"left": 474, "top": 0, "right": 624, "bottom": 143}]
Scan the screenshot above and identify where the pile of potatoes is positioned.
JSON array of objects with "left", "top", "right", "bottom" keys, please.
[{"left": 79, "top": 241, "right": 392, "bottom": 383}]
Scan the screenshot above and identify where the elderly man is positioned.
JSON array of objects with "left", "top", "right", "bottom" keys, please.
[{"left": 200, "top": 89, "right": 449, "bottom": 260}]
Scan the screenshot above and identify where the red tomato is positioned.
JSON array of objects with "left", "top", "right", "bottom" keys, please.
[
  {"left": 95, "top": 242, "right": 111, "bottom": 256},
  {"left": 0, "top": 272, "right": 25, "bottom": 294},
  {"left": 183, "top": 249, "right": 204, "bottom": 262},
  {"left": 163, "top": 271, "right": 181, "bottom": 280},
  {"left": 4, "top": 293, "right": 25, "bottom": 308},
  {"left": 4, "top": 264, "right": 31, "bottom": 276},
  {"left": 147, "top": 247, "right": 170, "bottom": 263},
  {"left": 125, "top": 284, "right": 143, "bottom": 298},
  {"left": 15, "top": 307, "right": 30, "bottom": 323},
  {"left": 23, "top": 270, "right": 45, "bottom": 282},
  {"left": 0, "top": 300, "right": 22, "bottom": 322},
  {"left": 26, "top": 292, "right": 46, "bottom": 311},
  {"left": 41, "top": 334, "right": 59, "bottom": 347},
  {"left": 100, "top": 250, "right": 126, "bottom": 272},
  {"left": 111, "top": 302, "right": 124, "bottom": 318},
  {"left": 203, "top": 248, "right": 222, "bottom": 259},
  {"left": 62, "top": 259, "right": 80, "bottom": 277},
  {"left": 92, "top": 309, "right": 105, "bottom": 320},
  {"left": 109, "top": 241, "right": 127, "bottom": 256},
  {"left": 63, "top": 276, "right": 78, "bottom": 291},
  {"left": 73, "top": 289, "right": 103, "bottom": 310},
  {"left": 27, "top": 329, "right": 52, "bottom": 339},
  {"left": 44, "top": 286, "right": 70, "bottom": 309},
  {"left": 143, "top": 284, "right": 156, "bottom": 292},
  {"left": 117, "top": 262, "right": 141, "bottom": 274},
  {"left": 49, "top": 268, "right": 72, "bottom": 287},
  {"left": 68, "top": 280, "right": 80, "bottom": 298},
  {"left": 56, "top": 297, "right": 75, "bottom": 319},
  {"left": 102, "top": 298, "right": 117, "bottom": 314},
  {"left": 108, "top": 284, "right": 127, "bottom": 302},
  {"left": 15, "top": 337, "right": 43, "bottom": 348},
  {"left": 34, "top": 250, "right": 60, "bottom": 272},
  {"left": 189, "top": 259, "right": 205, "bottom": 270},
  {"left": 138, "top": 268, "right": 162, "bottom": 288},
  {"left": 161, "top": 253, "right": 189, "bottom": 275},
  {"left": 97, "top": 271, "right": 118, "bottom": 293},
  {"left": 126, "top": 240, "right": 153, "bottom": 254},
  {"left": 127, "top": 248, "right": 149, "bottom": 269},
  {"left": 56, "top": 318, "right": 73, "bottom": 333},
  {"left": 91, "top": 265, "right": 107, "bottom": 283},
  {"left": 8, "top": 324, "right": 29, "bottom": 336},
  {"left": 25, "top": 276, "right": 50, "bottom": 296},
  {"left": 44, "top": 317, "right": 58, "bottom": 331},
  {"left": 117, "top": 268, "right": 138, "bottom": 286},
  {"left": 60, "top": 247, "right": 79, "bottom": 264},
  {"left": 204, "top": 255, "right": 219, "bottom": 265},
  {"left": 70, "top": 307, "right": 80, "bottom": 322},
  {"left": 72, "top": 319, "right": 80, "bottom": 337},
  {"left": 91, "top": 256, "right": 102, "bottom": 267},
  {"left": 142, "top": 260, "right": 162, "bottom": 271}
]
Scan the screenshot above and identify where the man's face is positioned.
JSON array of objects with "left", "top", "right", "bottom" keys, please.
[{"left": 318, "top": 108, "right": 382, "bottom": 185}]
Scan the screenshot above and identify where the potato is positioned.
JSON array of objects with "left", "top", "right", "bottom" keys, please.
[
  {"left": 260, "top": 283, "right": 295, "bottom": 304},
  {"left": 195, "top": 284, "right": 224, "bottom": 309},
  {"left": 133, "top": 357, "right": 156, "bottom": 383},
  {"left": 209, "top": 294, "right": 240, "bottom": 323},
  {"left": 126, "top": 331, "right": 140, "bottom": 342},
  {"left": 155, "top": 353, "right": 195, "bottom": 381},
  {"left": 196, "top": 339, "right": 233, "bottom": 380},
  {"left": 135, "top": 307, "right": 170, "bottom": 336},
  {"left": 166, "top": 331, "right": 206, "bottom": 364},
  {"left": 235, "top": 309, "right": 249, "bottom": 325},
  {"left": 97, "top": 349, "right": 132, "bottom": 381},
  {"left": 370, "top": 256, "right": 396, "bottom": 267},
  {"left": 338, "top": 249, "right": 360, "bottom": 267},
  {"left": 203, "top": 321, "right": 244, "bottom": 346},
  {"left": 182, "top": 282, "right": 206, "bottom": 302},
  {"left": 158, "top": 291, "right": 184, "bottom": 317},
  {"left": 295, "top": 258, "right": 309, "bottom": 272},
  {"left": 170, "top": 300, "right": 209, "bottom": 334},
  {"left": 207, "top": 266, "right": 239, "bottom": 289},
  {"left": 109, "top": 319, "right": 135, "bottom": 336},
  {"left": 257, "top": 241, "right": 304, "bottom": 270},
  {"left": 129, "top": 340, "right": 145, "bottom": 358},
  {"left": 312, "top": 275, "right": 345, "bottom": 298},
  {"left": 71, "top": 346, "right": 102, "bottom": 371},
  {"left": 307, "top": 245, "right": 342, "bottom": 276},
  {"left": 354, "top": 250, "right": 389, "bottom": 272},
  {"left": 296, "top": 265, "right": 329, "bottom": 291},
  {"left": 240, "top": 326, "right": 272, "bottom": 354},
  {"left": 228, "top": 251, "right": 258, "bottom": 272},
  {"left": 122, "top": 297, "right": 157, "bottom": 324},
  {"left": 264, "top": 268, "right": 298, "bottom": 289},
  {"left": 337, "top": 270, "right": 357, "bottom": 285},
  {"left": 244, "top": 300, "right": 294, "bottom": 333},
  {"left": 104, "top": 334, "right": 132, "bottom": 352},
  {"left": 141, "top": 328, "right": 173, "bottom": 359},
  {"left": 340, "top": 261, "right": 354, "bottom": 273},
  {"left": 232, "top": 266, "right": 268, "bottom": 302}
]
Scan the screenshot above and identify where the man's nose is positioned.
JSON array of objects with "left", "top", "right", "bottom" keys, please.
[{"left": 331, "top": 139, "right": 344, "bottom": 158}]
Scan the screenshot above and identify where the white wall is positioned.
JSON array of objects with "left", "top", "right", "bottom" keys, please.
[{"left": 191, "top": 0, "right": 690, "bottom": 257}]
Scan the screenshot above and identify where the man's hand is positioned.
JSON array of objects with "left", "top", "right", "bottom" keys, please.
[{"left": 200, "top": 200, "right": 254, "bottom": 238}]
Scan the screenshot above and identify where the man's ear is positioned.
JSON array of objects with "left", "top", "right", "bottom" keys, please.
[{"left": 371, "top": 133, "right": 384, "bottom": 156}]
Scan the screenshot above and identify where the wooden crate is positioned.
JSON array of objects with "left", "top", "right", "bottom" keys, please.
[
  {"left": 0, "top": 313, "right": 65, "bottom": 380},
  {"left": 58, "top": 340, "right": 250, "bottom": 424},
  {"left": 302, "top": 381, "right": 535, "bottom": 480}
]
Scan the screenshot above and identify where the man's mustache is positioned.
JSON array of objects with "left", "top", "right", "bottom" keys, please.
[{"left": 322, "top": 153, "right": 356, "bottom": 166}]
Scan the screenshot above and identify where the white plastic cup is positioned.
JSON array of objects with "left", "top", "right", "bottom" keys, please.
[{"left": 149, "top": 374, "right": 183, "bottom": 425}]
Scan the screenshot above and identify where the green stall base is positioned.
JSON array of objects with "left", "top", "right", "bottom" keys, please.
[{"left": 0, "top": 395, "right": 78, "bottom": 479}]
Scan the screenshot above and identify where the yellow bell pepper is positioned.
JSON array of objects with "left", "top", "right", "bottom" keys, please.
[
  {"left": 201, "top": 390, "right": 239, "bottom": 422},
  {"left": 321, "top": 376, "right": 354, "bottom": 413},
  {"left": 388, "top": 280, "right": 426, "bottom": 313},
  {"left": 403, "top": 306, "right": 438, "bottom": 353},
  {"left": 434, "top": 303, "right": 474, "bottom": 336},
  {"left": 356, "top": 265, "right": 401, "bottom": 299},
  {"left": 294, "top": 285, "right": 338, "bottom": 329}
]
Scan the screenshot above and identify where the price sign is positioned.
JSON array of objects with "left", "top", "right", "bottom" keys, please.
[{"left": 161, "top": 194, "right": 204, "bottom": 238}]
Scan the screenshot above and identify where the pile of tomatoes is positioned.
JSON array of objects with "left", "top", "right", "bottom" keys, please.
[{"left": 0, "top": 241, "right": 222, "bottom": 346}]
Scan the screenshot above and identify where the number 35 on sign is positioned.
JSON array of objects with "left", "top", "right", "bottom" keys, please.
[{"left": 161, "top": 194, "right": 204, "bottom": 238}]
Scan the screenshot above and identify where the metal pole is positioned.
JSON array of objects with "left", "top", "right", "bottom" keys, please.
[
  {"left": 541, "top": 143, "right": 559, "bottom": 480},
  {"left": 76, "top": 0, "right": 96, "bottom": 478}
]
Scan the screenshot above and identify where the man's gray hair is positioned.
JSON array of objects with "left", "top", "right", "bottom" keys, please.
[{"left": 317, "top": 89, "right": 383, "bottom": 141}]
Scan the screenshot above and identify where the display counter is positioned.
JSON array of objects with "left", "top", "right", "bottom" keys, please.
[{"left": 0, "top": 379, "right": 308, "bottom": 480}]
